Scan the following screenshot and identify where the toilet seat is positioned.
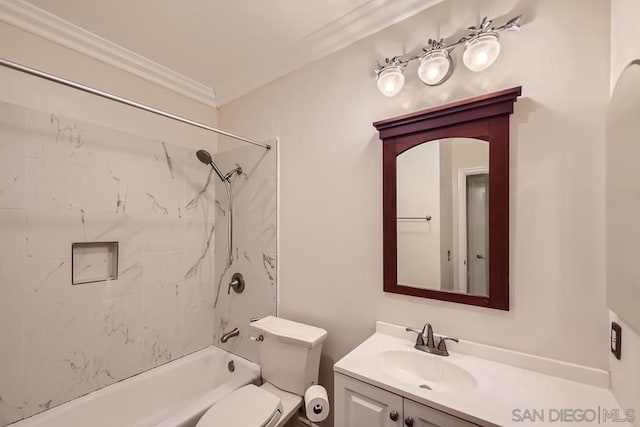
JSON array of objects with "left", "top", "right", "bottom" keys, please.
[{"left": 196, "top": 384, "right": 283, "bottom": 427}]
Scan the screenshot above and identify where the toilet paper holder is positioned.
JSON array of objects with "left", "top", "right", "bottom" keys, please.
[{"left": 304, "top": 384, "right": 330, "bottom": 423}]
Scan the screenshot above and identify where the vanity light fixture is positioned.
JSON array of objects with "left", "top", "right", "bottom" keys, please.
[
  {"left": 376, "top": 57, "right": 406, "bottom": 97},
  {"left": 462, "top": 17, "right": 508, "bottom": 72},
  {"left": 417, "top": 38, "right": 453, "bottom": 86},
  {"left": 375, "top": 15, "right": 521, "bottom": 96}
]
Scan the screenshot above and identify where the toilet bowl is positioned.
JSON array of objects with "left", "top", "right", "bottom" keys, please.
[
  {"left": 196, "top": 384, "right": 283, "bottom": 427},
  {"left": 196, "top": 316, "right": 328, "bottom": 427}
]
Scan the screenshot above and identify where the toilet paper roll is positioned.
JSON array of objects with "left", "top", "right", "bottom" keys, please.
[{"left": 304, "top": 385, "right": 330, "bottom": 423}]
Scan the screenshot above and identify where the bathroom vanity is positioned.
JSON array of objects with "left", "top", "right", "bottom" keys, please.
[
  {"left": 334, "top": 322, "right": 628, "bottom": 427},
  {"left": 335, "top": 374, "right": 476, "bottom": 427}
]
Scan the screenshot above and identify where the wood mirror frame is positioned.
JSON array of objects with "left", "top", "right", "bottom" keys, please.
[{"left": 374, "top": 87, "right": 521, "bottom": 310}]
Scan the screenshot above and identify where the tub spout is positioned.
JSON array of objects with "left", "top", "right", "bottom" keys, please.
[{"left": 220, "top": 327, "right": 240, "bottom": 343}]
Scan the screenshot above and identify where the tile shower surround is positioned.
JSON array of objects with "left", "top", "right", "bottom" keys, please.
[
  {"left": 0, "top": 101, "right": 277, "bottom": 425},
  {"left": 212, "top": 141, "right": 278, "bottom": 363}
]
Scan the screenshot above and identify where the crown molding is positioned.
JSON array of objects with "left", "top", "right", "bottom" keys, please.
[
  {"left": 299, "top": 0, "right": 444, "bottom": 57},
  {"left": 0, "top": 0, "right": 217, "bottom": 107},
  {"left": 215, "top": 0, "right": 444, "bottom": 105},
  {"left": 0, "top": 0, "right": 443, "bottom": 107}
]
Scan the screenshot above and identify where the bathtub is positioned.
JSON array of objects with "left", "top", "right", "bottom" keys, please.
[{"left": 10, "top": 346, "right": 260, "bottom": 427}]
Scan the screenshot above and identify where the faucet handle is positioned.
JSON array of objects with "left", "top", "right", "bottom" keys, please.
[
  {"left": 405, "top": 327, "right": 425, "bottom": 346},
  {"left": 227, "top": 273, "right": 245, "bottom": 295},
  {"left": 436, "top": 336, "right": 459, "bottom": 355}
]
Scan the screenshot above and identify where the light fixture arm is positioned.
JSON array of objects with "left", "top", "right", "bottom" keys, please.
[
  {"left": 373, "top": 15, "right": 521, "bottom": 77},
  {"left": 424, "top": 38, "right": 446, "bottom": 52}
]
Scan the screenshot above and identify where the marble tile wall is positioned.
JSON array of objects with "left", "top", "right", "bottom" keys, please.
[
  {"left": 0, "top": 101, "right": 217, "bottom": 426},
  {"left": 213, "top": 141, "right": 278, "bottom": 363}
]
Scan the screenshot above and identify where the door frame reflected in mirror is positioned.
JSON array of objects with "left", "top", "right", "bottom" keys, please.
[
  {"left": 374, "top": 87, "right": 521, "bottom": 310},
  {"left": 458, "top": 167, "right": 489, "bottom": 295}
]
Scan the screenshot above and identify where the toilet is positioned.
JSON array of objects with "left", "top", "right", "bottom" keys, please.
[{"left": 197, "top": 316, "right": 328, "bottom": 427}]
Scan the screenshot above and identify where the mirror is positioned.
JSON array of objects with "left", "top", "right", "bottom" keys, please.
[
  {"left": 397, "top": 138, "right": 489, "bottom": 296},
  {"left": 606, "top": 61, "right": 640, "bottom": 332},
  {"left": 374, "top": 87, "right": 521, "bottom": 310}
]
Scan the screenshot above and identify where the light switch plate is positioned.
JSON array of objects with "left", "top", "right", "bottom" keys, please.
[{"left": 611, "top": 322, "right": 622, "bottom": 360}]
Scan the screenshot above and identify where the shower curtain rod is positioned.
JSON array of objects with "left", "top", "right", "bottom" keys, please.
[{"left": 0, "top": 57, "right": 271, "bottom": 150}]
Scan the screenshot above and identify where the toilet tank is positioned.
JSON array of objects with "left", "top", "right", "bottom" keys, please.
[{"left": 251, "top": 316, "right": 328, "bottom": 396}]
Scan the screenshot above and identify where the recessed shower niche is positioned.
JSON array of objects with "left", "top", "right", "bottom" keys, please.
[{"left": 71, "top": 241, "right": 119, "bottom": 285}]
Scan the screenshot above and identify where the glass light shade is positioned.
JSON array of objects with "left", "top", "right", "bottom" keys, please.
[
  {"left": 463, "top": 33, "right": 501, "bottom": 72},
  {"left": 376, "top": 66, "right": 405, "bottom": 97},
  {"left": 417, "top": 50, "right": 452, "bottom": 86}
]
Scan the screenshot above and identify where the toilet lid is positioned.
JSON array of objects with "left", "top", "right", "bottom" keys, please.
[{"left": 196, "top": 384, "right": 283, "bottom": 427}]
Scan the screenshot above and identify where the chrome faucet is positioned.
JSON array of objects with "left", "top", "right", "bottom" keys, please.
[
  {"left": 406, "top": 323, "right": 459, "bottom": 357},
  {"left": 220, "top": 327, "right": 240, "bottom": 343}
]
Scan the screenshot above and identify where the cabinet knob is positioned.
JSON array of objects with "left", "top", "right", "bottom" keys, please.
[
  {"left": 405, "top": 416, "right": 414, "bottom": 426},
  {"left": 390, "top": 410, "right": 399, "bottom": 421}
]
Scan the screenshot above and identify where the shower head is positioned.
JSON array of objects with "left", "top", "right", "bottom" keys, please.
[
  {"left": 196, "top": 149, "right": 225, "bottom": 182},
  {"left": 195, "top": 149, "right": 241, "bottom": 183},
  {"left": 196, "top": 149, "right": 213, "bottom": 165}
]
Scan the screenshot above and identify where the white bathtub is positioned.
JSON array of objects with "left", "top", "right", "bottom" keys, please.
[{"left": 10, "top": 346, "right": 260, "bottom": 427}]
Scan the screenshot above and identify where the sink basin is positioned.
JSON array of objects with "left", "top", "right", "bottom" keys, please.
[{"left": 375, "top": 350, "right": 477, "bottom": 393}]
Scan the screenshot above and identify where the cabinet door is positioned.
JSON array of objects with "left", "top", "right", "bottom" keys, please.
[
  {"left": 403, "top": 399, "right": 479, "bottom": 427},
  {"left": 334, "top": 373, "right": 403, "bottom": 427}
]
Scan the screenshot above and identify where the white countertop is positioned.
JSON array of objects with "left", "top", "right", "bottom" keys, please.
[{"left": 334, "top": 322, "right": 629, "bottom": 426}]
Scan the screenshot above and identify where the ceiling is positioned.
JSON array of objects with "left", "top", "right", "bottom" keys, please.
[{"left": 20, "top": 0, "right": 442, "bottom": 106}]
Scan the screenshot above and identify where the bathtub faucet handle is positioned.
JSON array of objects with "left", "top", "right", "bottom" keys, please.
[{"left": 227, "top": 272, "right": 245, "bottom": 295}]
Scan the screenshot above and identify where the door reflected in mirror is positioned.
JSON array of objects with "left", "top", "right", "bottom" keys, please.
[{"left": 396, "top": 138, "right": 489, "bottom": 296}]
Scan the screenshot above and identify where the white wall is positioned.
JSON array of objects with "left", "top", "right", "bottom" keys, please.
[
  {"left": 610, "top": 0, "right": 640, "bottom": 91},
  {"left": 397, "top": 142, "right": 441, "bottom": 289},
  {"left": 220, "top": 4, "right": 611, "bottom": 420},
  {"left": 608, "top": 0, "right": 640, "bottom": 420},
  {"left": 0, "top": 22, "right": 218, "bottom": 151}
]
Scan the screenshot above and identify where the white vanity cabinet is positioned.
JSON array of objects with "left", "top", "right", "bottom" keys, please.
[
  {"left": 334, "top": 373, "right": 403, "bottom": 427},
  {"left": 334, "top": 373, "right": 478, "bottom": 427},
  {"left": 403, "top": 398, "right": 478, "bottom": 427}
]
